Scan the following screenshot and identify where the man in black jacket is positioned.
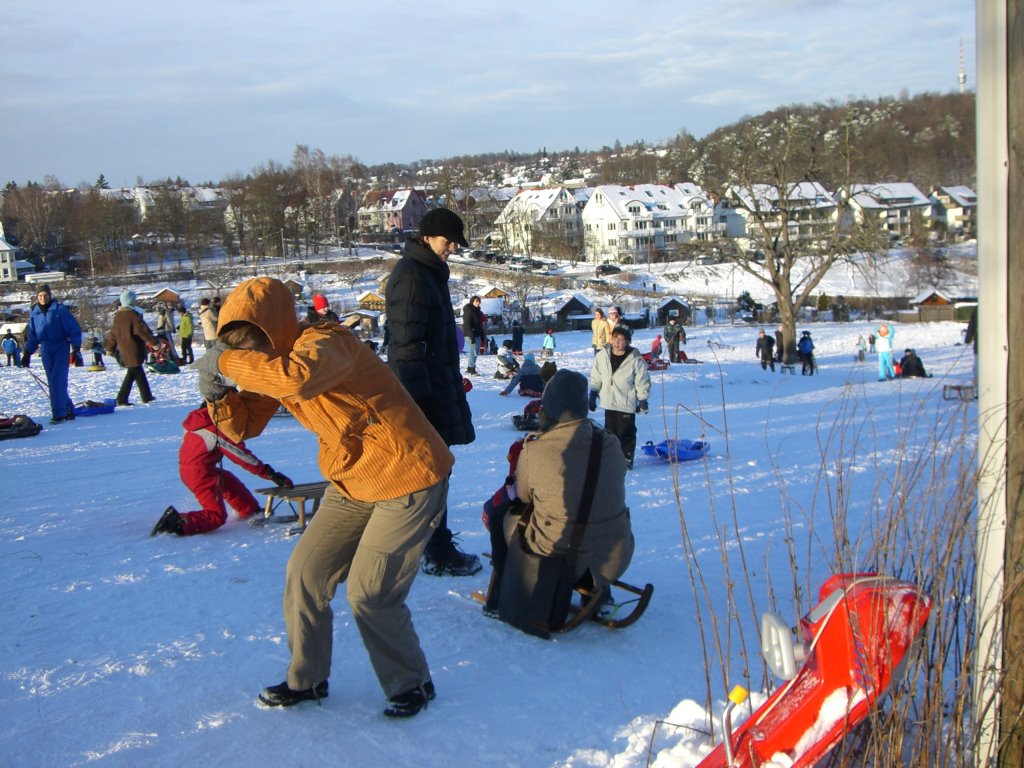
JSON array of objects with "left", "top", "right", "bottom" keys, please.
[
  {"left": 385, "top": 208, "right": 481, "bottom": 577},
  {"left": 462, "top": 295, "right": 484, "bottom": 374}
]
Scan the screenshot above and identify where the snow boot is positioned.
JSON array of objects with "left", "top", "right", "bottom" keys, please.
[
  {"left": 421, "top": 540, "right": 482, "bottom": 577},
  {"left": 258, "top": 680, "right": 329, "bottom": 707},
  {"left": 383, "top": 680, "right": 435, "bottom": 718},
  {"left": 151, "top": 506, "right": 184, "bottom": 537}
]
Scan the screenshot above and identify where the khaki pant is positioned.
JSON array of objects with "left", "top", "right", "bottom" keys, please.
[{"left": 283, "top": 479, "right": 446, "bottom": 697}]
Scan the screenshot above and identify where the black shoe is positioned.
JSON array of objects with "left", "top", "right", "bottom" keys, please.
[
  {"left": 151, "top": 506, "right": 183, "bottom": 537},
  {"left": 421, "top": 541, "right": 482, "bottom": 577},
  {"left": 384, "top": 680, "right": 435, "bottom": 718},
  {"left": 258, "top": 680, "right": 329, "bottom": 707},
  {"left": 116, "top": 401, "right": 133, "bottom": 407}
]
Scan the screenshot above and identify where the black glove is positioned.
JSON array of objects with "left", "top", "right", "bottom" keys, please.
[
  {"left": 71, "top": 347, "right": 84, "bottom": 367},
  {"left": 20, "top": 352, "right": 30, "bottom": 368},
  {"left": 588, "top": 391, "right": 598, "bottom": 412},
  {"left": 267, "top": 469, "right": 294, "bottom": 488},
  {"left": 637, "top": 399, "right": 649, "bottom": 414}
]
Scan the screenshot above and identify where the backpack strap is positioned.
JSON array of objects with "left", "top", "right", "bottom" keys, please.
[{"left": 566, "top": 426, "right": 603, "bottom": 558}]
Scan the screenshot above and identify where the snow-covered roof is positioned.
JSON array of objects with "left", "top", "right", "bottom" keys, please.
[
  {"left": 849, "top": 183, "right": 930, "bottom": 209},
  {"left": 357, "top": 289, "right": 384, "bottom": 301},
  {"left": 910, "top": 288, "right": 952, "bottom": 305},
  {"left": 728, "top": 181, "right": 835, "bottom": 213},
  {"left": 933, "top": 185, "right": 977, "bottom": 208}
]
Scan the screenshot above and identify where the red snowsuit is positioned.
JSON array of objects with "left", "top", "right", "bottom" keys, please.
[{"left": 177, "top": 404, "right": 272, "bottom": 534}]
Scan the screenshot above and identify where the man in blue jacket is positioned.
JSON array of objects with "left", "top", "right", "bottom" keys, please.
[{"left": 23, "top": 284, "right": 83, "bottom": 423}]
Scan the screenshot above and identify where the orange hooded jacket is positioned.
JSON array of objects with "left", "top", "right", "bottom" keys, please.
[{"left": 209, "top": 277, "right": 454, "bottom": 503}]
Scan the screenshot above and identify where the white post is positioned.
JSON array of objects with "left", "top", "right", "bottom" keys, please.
[{"left": 973, "top": 1, "right": 1008, "bottom": 765}]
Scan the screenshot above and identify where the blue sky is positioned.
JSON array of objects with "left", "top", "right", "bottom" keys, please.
[{"left": 2, "top": 0, "right": 975, "bottom": 188}]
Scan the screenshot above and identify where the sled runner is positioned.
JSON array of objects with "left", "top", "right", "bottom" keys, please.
[
  {"left": 696, "top": 573, "right": 931, "bottom": 768},
  {"left": 73, "top": 398, "right": 117, "bottom": 417},
  {"left": 0, "top": 414, "right": 43, "bottom": 440},
  {"left": 641, "top": 439, "right": 709, "bottom": 462},
  {"left": 472, "top": 577, "right": 653, "bottom": 632},
  {"left": 253, "top": 480, "right": 328, "bottom": 534}
]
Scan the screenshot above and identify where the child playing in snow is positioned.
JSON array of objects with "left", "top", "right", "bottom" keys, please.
[
  {"left": 541, "top": 328, "right": 556, "bottom": 359},
  {"left": 151, "top": 403, "right": 293, "bottom": 536}
]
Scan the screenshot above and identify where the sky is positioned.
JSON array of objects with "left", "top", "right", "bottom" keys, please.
[{"left": 2, "top": 0, "right": 975, "bottom": 189}]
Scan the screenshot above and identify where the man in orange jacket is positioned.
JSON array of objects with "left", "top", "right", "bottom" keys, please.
[{"left": 197, "top": 277, "right": 452, "bottom": 718}]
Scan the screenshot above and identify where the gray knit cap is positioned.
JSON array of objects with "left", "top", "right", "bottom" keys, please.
[{"left": 541, "top": 369, "right": 588, "bottom": 424}]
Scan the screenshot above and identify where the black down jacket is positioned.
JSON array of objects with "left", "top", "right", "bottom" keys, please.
[{"left": 385, "top": 238, "right": 475, "bottom": 446}]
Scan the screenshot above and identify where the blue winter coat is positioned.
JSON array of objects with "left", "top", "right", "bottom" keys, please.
[
  {"left": 797, "top": 336, "right": 814, "bottom": 355},
  {"left": 25, "top": 301, "right": 82, "bottom": 356}
]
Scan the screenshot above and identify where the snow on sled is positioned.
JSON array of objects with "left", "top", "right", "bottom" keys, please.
[
  {"left": 0, "top": 414, "right": 43, "bottom": 440},
  {"left": 73, "top": 398, "right": 117, "bottom": 417},
  {"left": 697, "top": 573, "right": 931, "bottom": 768},
  {"left": 641, "top": 439, "right": 709, "bottom": 462}
]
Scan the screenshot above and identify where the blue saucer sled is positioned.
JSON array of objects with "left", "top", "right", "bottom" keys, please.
[
  {"left": 641, "top": 439, "right": 709, "bottom": 462},
  {"left": 73, "top": 398, "right": 117, "bottom": 417}
]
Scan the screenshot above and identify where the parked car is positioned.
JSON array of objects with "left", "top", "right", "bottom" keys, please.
[{"left": 596, "top": 263, "right": 622, "bottom": 276}]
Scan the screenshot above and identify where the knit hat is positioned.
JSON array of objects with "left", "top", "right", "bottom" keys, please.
[
  {"left": 540, "top": 360, "right": 558, "bottom": 383},
  {"left": 419, "top": 207, "right": 468, "bottom": 247},
  {"left": 120, "top": 289, "right": 136, "bottom": 307},
  {"left": 200, "top": 298, "right": 210, "bottom": 306},
  {"left": 313, "top": 293, "right": 329, "bottom": 312},
  {"left": 524, "top": 352, "right": 536, "bottom": 365},
  {"left": 541, "top": 369, "right": 588, "bottom": 424}
]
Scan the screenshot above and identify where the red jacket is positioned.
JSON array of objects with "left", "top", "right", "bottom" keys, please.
[{"left": 179, "top": 404, "right": 269, "bottom": 484}]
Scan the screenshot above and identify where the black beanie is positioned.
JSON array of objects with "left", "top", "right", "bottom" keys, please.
[{"left": 541, "top": 370, "right": 588, "bottom": 424}]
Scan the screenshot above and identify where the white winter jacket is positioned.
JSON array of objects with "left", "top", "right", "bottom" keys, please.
[{"left": 590, "top": 346, "right": 651, "bottom": 414}]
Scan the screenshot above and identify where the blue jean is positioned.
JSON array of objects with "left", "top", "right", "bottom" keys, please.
[{"left": 466, "top": 335, "right": 478, "bottom": 369}]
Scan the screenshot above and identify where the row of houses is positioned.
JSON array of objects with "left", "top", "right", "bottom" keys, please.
[{"left": 358, "top": 181, "right": 977, "bottom": 263}]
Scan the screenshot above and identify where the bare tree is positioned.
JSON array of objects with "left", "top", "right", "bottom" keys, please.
[{"left": 696, "top": 111, "right": 888, "bottom": 359}]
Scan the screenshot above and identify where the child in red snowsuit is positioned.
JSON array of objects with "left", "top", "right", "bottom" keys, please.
[{"left": 152, "top": 404, "right": 293, "bottom": 535}]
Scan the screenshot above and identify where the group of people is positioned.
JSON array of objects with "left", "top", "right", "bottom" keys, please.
[{"left": 145, "top": 208, "right": 639, "bottom": 721}]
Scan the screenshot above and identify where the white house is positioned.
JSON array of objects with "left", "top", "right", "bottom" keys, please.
[
  {"left": 493, "top": 187, "right": 582, "bottom": 255},
  {"left": 715, "top": 181, "right": 838, "bottom": 253},
  {"left": 357, "top": 189, "right": 428, "bottom": 236},
  {"left": 930, "top": 185, "right": 977, "bottom": 238},
  {"left": 580, "top": 183, "right": 718, "bottom": 264},
  {"left": 0, "top": 231, "right": 18, "bottom": 284},
  {"left": 845, "top": 183, "right": 932, "bottom": 240}
]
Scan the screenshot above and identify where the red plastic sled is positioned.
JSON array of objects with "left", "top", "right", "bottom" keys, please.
[{"left": 697, "top": 573, "right": 931, "bottom": 768}]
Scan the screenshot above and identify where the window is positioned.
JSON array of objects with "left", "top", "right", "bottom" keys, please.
[{"left": 608, "top": 222, "right": 617, "bottom": 230}]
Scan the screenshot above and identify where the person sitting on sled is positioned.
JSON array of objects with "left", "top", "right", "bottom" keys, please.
[
  {"left": 481, "top": 369, "right": 634, "bottom": 616},
  {"left": 88, "top": 335, "right": 105, "bottom": 367},
  {"left": 495, "top": 340, "right": 519, "bottom": 379},
  {"left": 151, "top": 403, "right": 293, "bottom": 536},
  {"left": 499, "top": 352, "right": 544, "bottom": 396}
]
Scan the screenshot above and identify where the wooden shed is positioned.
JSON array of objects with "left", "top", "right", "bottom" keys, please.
[
  {"left": 357, "top": 290, "right": 386, "bottom": 312},
  {"left": 656, "top": 297, "right": 692, "bottom": 325},
  {"left": 150, "top": 287, "right": 183, "bottom": 308},
  {"left": 911, "top": 289, "right": 955, "bottom": 322}
]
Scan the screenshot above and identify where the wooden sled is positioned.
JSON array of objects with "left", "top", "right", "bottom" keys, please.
[
  {"left": 253, "top": 480, "right": 328, "bottom": 535},
  {"left": 943, "top": 384, "right": 976, "bottom": 401},
  {"left": 473, "top": 573, "right": 653, "bottom": 632}
]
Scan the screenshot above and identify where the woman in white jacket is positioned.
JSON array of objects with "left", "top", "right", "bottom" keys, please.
[{"left": 589, "top": 325, "right": 651, "bottom": 469}]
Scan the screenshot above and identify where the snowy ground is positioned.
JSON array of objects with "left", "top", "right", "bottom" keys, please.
[{"left": 0, "top": 315, "right": 975, "bottom": 767}]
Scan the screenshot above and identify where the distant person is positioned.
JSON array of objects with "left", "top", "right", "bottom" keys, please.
[
  {"left": 867, "top": 332, "right": 876, "bottom": 354},
  {"left": 462, "top": 295, "right": 484, "bottom": 374},
  {"left": 592, "top": 309, "right": 611, "bottom": 355},
  {"left": 23, "top": 283, "right": 83, "bottom": 424},
  {"left": 664, "top": 316, "right": 684, "bottom": 363},
  {"left": 856, "top": 334, "right": 867, "bottom": 363},
  {"left": 499, "top": 352, "right": 544, "bottom": 396},
  {"left": 797, "top": 331, "right": 816, "bottom": 375},
  {"left": 495, "top": 340, "right": 519, "bottom": 379},
  {"left": 511, "top": 320, "right": 524, "bottom": 354},
  {"left": 88, "top": 335, "right": 105, "bottom": 367},
  {"left": 105, "top": 289, "right": 159, "bottom": 406},
  {"left": 198, "top": 297, "right": 220, "bottom": 349},
  {"left": 305, "top": 293, "right": 339, "bottom": 323},
  {"left": 875, "top": 323, "right": 896, "bottom": 381},
  {"left": 606, "top": 306, "right": 623, "bottom": 335},
  {"left": 774, "top": 325, "right": 785, "bottom": 364},
  {"left": 755, "top": 329, "right": 775, "bottom": 371},
  {"left": 155, "top": 303, "right": 176, "bottom": 355},
  {"left": 541, "top": 328, "right": 556, "bottom": 359},
  {"left": 151, "top": 403, "right": 293, "bottom": 537},
  {"left": 385, "top": 207, "right": 481, "bottom": 578},
  {"left": 589, "top": 324, "right": 651, "bottom": 470},
  {"left": 898, "top": 348, "right": 928, "bottom": 378},
  {"left": 3, "top": 330, "right": 19, "bottom": 367},
  {"left": 178, "top": 308, "right": 195, "bottom": 364},
  {"left": 964, "top": 306, "right": 978, "bottom": 384}
]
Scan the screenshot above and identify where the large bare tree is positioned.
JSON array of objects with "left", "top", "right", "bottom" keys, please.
[{"left": 696, "top": 111, "right": 888, "bottom": 359}]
